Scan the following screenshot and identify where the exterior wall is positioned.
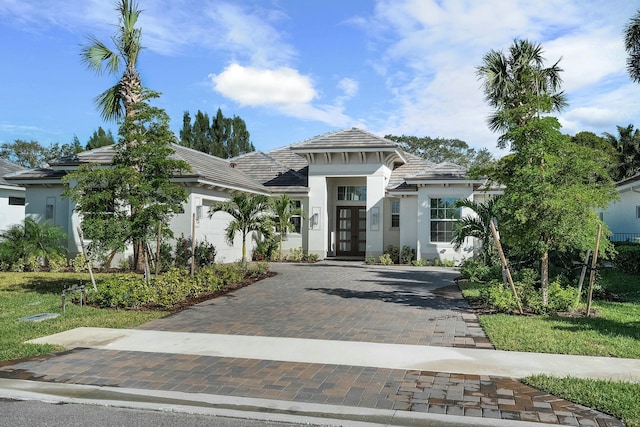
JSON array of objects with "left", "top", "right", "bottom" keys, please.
[
  {"left": 174, "top": 188, "right": 246, "bottom": 263},
  {"left": 601, "top": 186, "right": 640, "bottom": 239},
  {"left": 416, "top": 185, "right": 476, "bottom": 263},
  {"left": 383, "top": 197, "right": 402, "bottom": 251},
  {"left": 307, "top": 163, "right": 391, "bottom": 259},
  {"left": 0, "top": 186, "right": 25, "bottom": 231},
  {"left": 366, "top": 174, "right": 387, "bottom": 258},
  {"left": 23, "top": 185, "right": 76, "bottom": 253},
  {"left": 397, "top": 196, "right": 418, "bottom": 257},
  {"left": 279, "top": 197, "right": 307, "bottom": 256},
  {"left": 307, "top": 175, "right": 328, "bottom": 258}
]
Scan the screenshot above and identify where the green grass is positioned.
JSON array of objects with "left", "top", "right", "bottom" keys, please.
[
  {"left": 523, "top": 375, "right": 640, "bottom": 427},
  {"left": 459, "top": 268, "right": 640, "bottom": 426},
  {"left": 0, "top": 272, "right": 165, "bottom": 361},
  {"left": 459, "top": 268, "right": 640, "bottom": 358}
]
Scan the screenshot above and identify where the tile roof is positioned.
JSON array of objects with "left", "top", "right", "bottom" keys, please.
[
  {"left": 6, "top": 144, "right": 269, "bottom": 194},
  {"left": 290, "top": 128, "right": 399, "bottom": 151},
  {"left": 406, "top": 162, "right": 468, "bottom": 180},
  {"left": 0, "top": 159, "right": 26, "bottom": 186}
]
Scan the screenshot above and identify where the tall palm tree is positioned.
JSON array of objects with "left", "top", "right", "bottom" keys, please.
[
  {"left": 80, "top": 0, "right": 143, "bottom": 122},
  {"left": 476, "top": 39, "right": 567, "bottom": 146},
  {"left": 209, "top": 193, "right": 271, "bottom": 263},
  {"left": 452, "top": 197, "right": 500, "bottom": 265},
  {"left": 270, "top": 194, "right": 304, "bottom": 261},
  {"left": 625, "top": 9, "right": 640, "bottom": 83}
]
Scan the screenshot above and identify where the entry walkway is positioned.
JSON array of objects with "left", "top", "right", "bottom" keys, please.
[{"left": 0, "top": 262, "right": 630, "bottom": 426}]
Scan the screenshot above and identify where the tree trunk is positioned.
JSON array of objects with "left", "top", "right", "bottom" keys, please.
[
  {"left": 134, "top": 240, "right": 145, "bottom": 272},
  {"left": 541, "top": 250, "right": 549, "bottom": 306}
]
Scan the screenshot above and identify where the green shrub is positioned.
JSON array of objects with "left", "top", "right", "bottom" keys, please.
[
  {"left": 305, "top": 253, "right": 319, "bottom": 262},
  {"left": 89, "top": 274, "right": 153, "bottom": 309},
  {"left": 613, "top": 243, "right": 640, "bottom": 275},
  {"left": 379, "top": 253, "right": 394, "bottom": 265},
  {"left": 460, "top": 259, "right": 491, "bottom": 282},
  {"left": 480, "top": 281, "right": 517, "bottom": 313},
  {"left": 153, "top": 268, "right": 196, "bottom": 308},
  {"left": 547, "top": 280, "right": 578, "bottom": 313},
  {"left": 213, "top": 263, "right": 246, "bottom": 285},
  {"left": 286, "top": 247, "right": 305, "bottom": 262},
  {"left": 174, "top": 235, "right": 192, "bottom": 268},
  {"left": 71, "top": 254, "right": 86, "bottom": 273},
  {"left": 89, "top": 263, "right": 264, "bottom": 309},
  {"left": 412, "top": 258, "right": 429, "bottom": 266},
  {"left": 365, "top": 256, "right": 377, "bottom": 265},
  {"left": 194, "top": 240, "right": 217, "bottom": 267},
  {"left": 384, "top": 245, "right": 400, "bottom": 264},
  {"left": 400, "top": 245, "right": 415, "bottom": 264},
  {"left": 48, "top": 255, "right": 67, "bottom": 272}
]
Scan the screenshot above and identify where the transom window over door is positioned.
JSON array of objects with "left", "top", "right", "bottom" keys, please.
[
  {"left": 430, "top": 198, "right": 460, "bottom": 242},
  {"left": 337, "top": 186, "right": 366, "bottom": 201}
]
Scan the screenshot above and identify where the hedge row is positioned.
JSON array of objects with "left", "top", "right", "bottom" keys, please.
[{"left": 88, "top": 262, "right": 269, "bottom": 309}]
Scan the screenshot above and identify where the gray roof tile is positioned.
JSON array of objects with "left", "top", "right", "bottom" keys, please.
[
  {"left": 7, "top": 144, "right": 269, "bottom": 194},
  {"left": 0, "top": 159, "right": 26, "bottom": 186},
  {"left": 290, "top": 128, "right": 399, "bottom": 150}
]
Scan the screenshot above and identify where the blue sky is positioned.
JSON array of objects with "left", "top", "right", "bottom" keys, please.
[{"left": 1, "top": 0, "right": 639, "bottom": 157}]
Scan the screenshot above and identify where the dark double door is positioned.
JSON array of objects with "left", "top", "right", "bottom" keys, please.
[{"left": 336, "top": 206, "right": 366, "bottom": 257}]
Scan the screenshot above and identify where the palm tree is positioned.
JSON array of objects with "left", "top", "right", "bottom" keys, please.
[
  {"left": 80, "top": 0, "right": 143, "bottom": 122},
  {"left": 476, "top": 39, "right": 567, "bottom": 146},
  {"left": 208, "top": 193, "right": 271, "bottom": 263},
  {"left": 270, "top": 194, "right": 304, "bottom": 261},
  {"left": 604, "top": 124, "right": 640, "bottom": 181},
  {"left": 625, "top": 9, "right": 640, "bottom": 83},
  {"left": 452, "top": 197, "right": 500, "bottom": 265},
  {"left": 0, "top": 218, "right": 66, "bottom": 270}
]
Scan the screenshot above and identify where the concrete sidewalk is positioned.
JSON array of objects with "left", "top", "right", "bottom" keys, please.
[{"left": 27, "top": 327, "right": 640, "bottom": 382}]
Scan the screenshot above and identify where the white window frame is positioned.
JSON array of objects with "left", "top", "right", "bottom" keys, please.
[{"left": 430, "top": 198, "right": 460, "bottom": 243}]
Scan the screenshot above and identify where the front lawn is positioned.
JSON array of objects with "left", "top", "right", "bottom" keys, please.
[
  {"left": 459, "top": 267, "right": 640, "bottom": 426},
  {"left": 0, "top": 272, "right": 167, "bottom": 361},
  {"left": 459, "top": 268, "right": 640, "bottom": 358}
]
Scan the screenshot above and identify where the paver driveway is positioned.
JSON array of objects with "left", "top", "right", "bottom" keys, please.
[
  {"left": 138, "top": 261, "right": 493, "bottom": 348},
  {"left": 0, "top": 261, "right": 624, "bottom": 426}
]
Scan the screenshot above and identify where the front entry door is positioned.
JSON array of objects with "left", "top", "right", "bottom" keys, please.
[{"left": 336, "top": 206, "right": 366, "bottom": 257}]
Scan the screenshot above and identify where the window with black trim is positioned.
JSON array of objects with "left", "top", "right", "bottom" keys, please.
[
  {"left": 430, "top": 198, "right": 460, "bottom": 242},
  {"left": 337, "top": 186, "right": 366, "bottom": 201},
  {"left": 8, "top": 197, "right": 25, "bottom": 206}
]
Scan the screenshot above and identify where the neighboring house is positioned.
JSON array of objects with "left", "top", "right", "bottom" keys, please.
[
  {"left": 0, "top": 159, "right": 26, "bottom": 231},
  {"left": 601, "top": 173, "right": 640, "bottom": 242},
  {"left": 5, "top": 128, "right": 490, "bottom": 263}
]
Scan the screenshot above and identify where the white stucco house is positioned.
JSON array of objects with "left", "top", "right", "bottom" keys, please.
[
  {"left": 600, "top": 173, "right": 640, "bottom": 242},
  {"left": 5, "top": 128, "right": 490, "bottom": 264},
  {"left": 0, "top": 158, "right": 26, "bottom": 231}
]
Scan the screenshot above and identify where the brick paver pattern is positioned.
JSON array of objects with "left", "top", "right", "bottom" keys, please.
[
  {"left": 0, "top": 262, "right": 625, "bottom": 425},
  {"left": 139, "top": 263, "right": 493, "bottom": 348}
]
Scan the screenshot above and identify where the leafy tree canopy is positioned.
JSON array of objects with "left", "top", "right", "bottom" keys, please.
[
  {"left": 1, "top": 138, "right": 83, "bottom": 168},
  {"left": 86, "top": 126, "right": 116, "bottom": 150},
  {"left": 384, "top": 134, "right": 495, "bottom": 169},
  {"left": 63, "top": 93, "right": 190, "bottom": 271},
  {"left": 603, "top": 124, "right": 640, "bottom": 181},
  {"left": 179, "top": 108, "right": 255, "bottom": 158}
]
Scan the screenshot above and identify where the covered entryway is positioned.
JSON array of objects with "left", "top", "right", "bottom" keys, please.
[{"left": 336, "top": 206, "right": 366, "bottom": 257}]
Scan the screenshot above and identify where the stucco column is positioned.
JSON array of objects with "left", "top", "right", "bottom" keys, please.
[
  {"left": 366, "top": 175, "right": 385, "bottom": 258},
  {"left": 307, "top": 174, "right": 328, "bottom": 258}
]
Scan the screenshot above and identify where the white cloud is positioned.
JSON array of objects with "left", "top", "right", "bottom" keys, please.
[
  {"left": 338, "top": 78, "right": 359, "bottom": 98},
  {"left": 211, "top": 64, "right": 316, "bottom": 107},
  {"left": 210, "top": 64, "right": 357, "bottom": 127},
  {"left": 356, "top": 0, "right": 637, "bottom": 152}
]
